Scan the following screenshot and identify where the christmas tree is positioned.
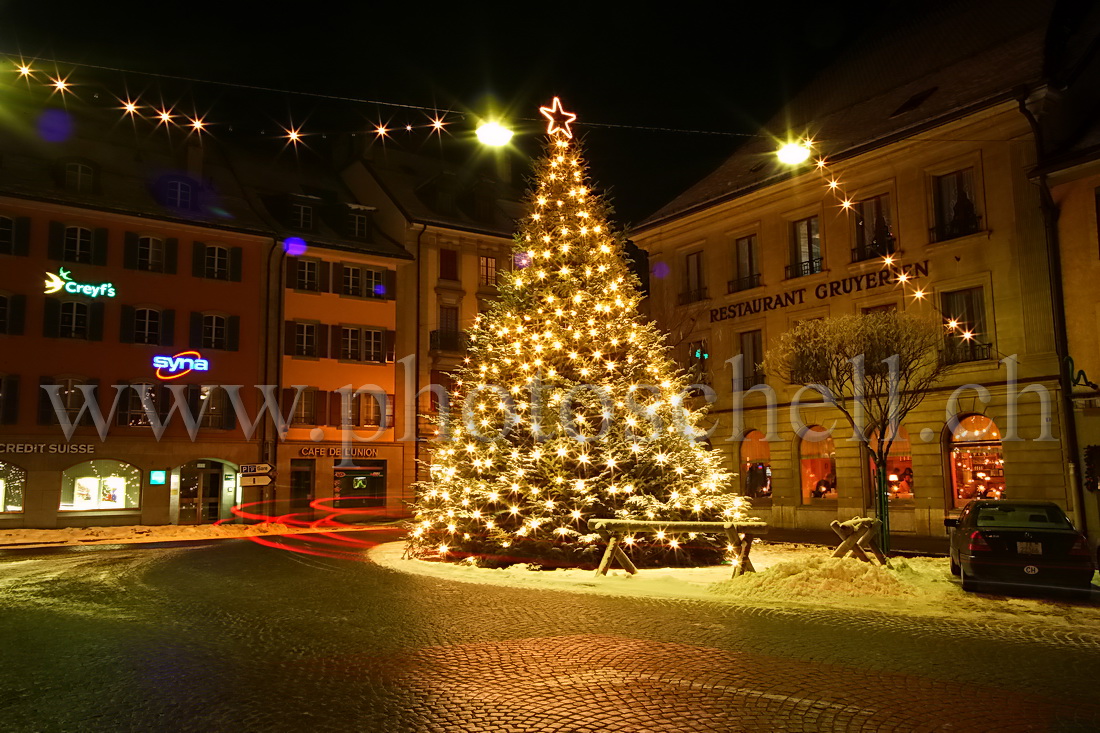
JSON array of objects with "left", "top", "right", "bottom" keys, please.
[{"left": 407, "top": 98, "right": 748, "bottom": 566}]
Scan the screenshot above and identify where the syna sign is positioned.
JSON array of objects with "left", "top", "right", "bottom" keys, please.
[{"left": 153, "top": 351, "right": 211, "bottom": 380}]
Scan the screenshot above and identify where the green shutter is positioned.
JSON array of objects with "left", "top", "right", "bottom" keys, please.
[
  {"left": 165, "top": 238, "right": 178, "bottom": 274},
  {"left": 229, "top": 247, "right": 243, "bottom": 282},
  {"left": 226, "top": 315, "right": 240, "bottom": 351},
  {"left": 119, "top": 305, "right": 135, "bottom": 343},
  {"left": 123, "top": 232, "right": 139, "bottom": 269},
  {"left": 192, "top": 242, "right": 205, "bottom": 277},
  {"left": 189, "top": 312, "right": 203, "bottom": 348},
  {"left": 161, "top": 309, "right": 175, "bottom": 347},
  {"left": 1, "top": 375, "right": 19, "bottom": 424},
  {"left": 48, "top": 221, "right": 64, "bottom": 260},
  {"left": 92, "top": 228, "right": 108, "bottom": 265},
  {"left": 43, "top": 298, "right": 60, "bottom": 338},
  {"left": 8, "top": 295, "right": 25, "bottom": 335},
  {"left": 13, "top": 217, "right": 30, "bottom": 256},
  {"left": 88, "top": 302, "right": 105, "bottom": 341}
]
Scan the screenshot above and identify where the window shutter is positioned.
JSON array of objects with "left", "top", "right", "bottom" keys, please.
[
  {"left": 319, "top": 261, "right": 331, "bottom": 293},
  {"left": 43, "top": 297, "right": 60, "bottom": 338},
  {"left": 116, "top": 380, "right": 130, "bottom": 427},
  {"left": 88, "top": 302, "right": 105, "bottom": 341},
  {"left": 81, "top": 378, "right": 100, "bottom": 426},
  {"left": 317, "top": 322, "right": 329, "bottom": 358},
  {"left": 330, "top": 325, "right": 341, "bottom": 358},
  {"left": 48, "top": 221, "right": 64, "bottom": 260},
  {"left": 189, "top": 312, "right": 203, "bottom": 348},
  {"left": 226, "top": 316, "right": 240, "bottom": 351},
  {"left": 327, "top": 390, "right": 341, "bottom": 426},
  {"left": 161, "top": 309, "right": 175, "bottom": 347},
  {"left": 384, "top": 269, "right": 397, "bottom": 300},
  {"left": 187, "top": 385, "right": 200, "bottom": 417},
  {"left": 156, "top": 384, "right": 172, "bottom": 420},
  {"left": 281, "top": 387, "right": 295, "bottom": 422},
  {"left": 38, "top": 375, "right": 54, "bottom": 425},
  {"left": 222, "top": 398, "right": 237, "bottom": 431},
  {"left": 13, "top": 217, "right": 30, "bottom": 256},
  {"left": 229, "top": 247, "right": 243, "bottom": 282},
  {"left": 8, "top": 295, "right": 25, "bottom": 335},
  {"left": 284, "top": 321, "right": 296, "bottom": 356},
  {"left": 119, "top": 305, "right": 135, "bottom": 343},
  {"left": 192, "top": 242, "right": 206, "bottom": 277},
  {"left": 1, "top": 375, "right": 19, "bottom": 424},
  {"left": 385, "top": 394, "right": 395, "bottom": 427},
  {"left": 164, "top": 238, "right": 178, "bottom": 274},
  {"left": 92, "top": 228, "right": 109, "bottom": 265},
  {"left": 384, "top": 330, "right": 396, "bottom": 362},
  {"left": 285, "top": 258, "right": 297, "bottom": 289},
  {"left": 123, "top": 232, "right": 139, "bottom": 269}
]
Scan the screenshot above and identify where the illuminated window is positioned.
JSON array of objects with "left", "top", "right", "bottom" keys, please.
[
  {"left": 364, "top": 329, "right": 384, "bottom": 362},
  {"left": 478, "top": 255, "right": 498, "bottom": 286},
  {"left": 0, "top": 217, "right": 13, "bottom": 255},
  {"left": 941, "top": 287, "right": 990, "bottom": 363},
  {"left": 134, "top": 308, "right": 161, "bottom": 345},
  {"left": 294, "top": 322, "right": 317, "bottom": 357},
  {"left": 60, "top": 460, "right": 140, "bottom": 511},
  {"left": 0, "top": 460, "right": 26, "bottom": 512},
  {"left": 740, "top": 430, "right": 772, "bottom": 499},
  {"left": 63, "top": 226, "right": 92, "bottom": 263},
  {"left": 291, "top": 203, "right": 313, "bottom": 230},
  {"left": 137, "top": 236, "right": 165, "bottom": 272},
  {"left": 204, "top": 245, "right": 229, "bottom": 280},
  {"left": 932, "top": 168, "right": 981, "bottom": 242},
  {"left": 121, "top": 382, "right": 157, "bottom": 427},
  {"left": 166, "top": 180, "right": 192, "bottom": 209},
  {"left": 202, "top": 314, "right": 227, "bottom": 350},
  {"left": 292, "top": 389, "right": 316, "bottom": 425},
  {"left": 853, "top": 194, "right": 895, "bottom": 261},
  {"left": 60, "top": 301, "right": 89, "bottom": 339},
  {"left": 949, "top": 415, "right": 1005, "bottom": 508},
  {"left": 64, "top": 162, "right": 94, "bottom": 193},
  {"left": 788, "top": 216, "right": 822, "bottom": 278},
  {"left": 799, "top": 425, "right": 837, "bottom": 502},
  {"left": 348, "top": 392, "right": 383, "bottom": 427},
  {"left": 868, "top": 426, "right": 913, "bottom": 501},
  {"left": 439, "top": 248, "right": 459, "bottom": 281}
]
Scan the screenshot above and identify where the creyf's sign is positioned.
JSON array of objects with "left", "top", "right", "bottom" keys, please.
[{"left": 44, "top": 268, "right": 117, "bottom": 298}]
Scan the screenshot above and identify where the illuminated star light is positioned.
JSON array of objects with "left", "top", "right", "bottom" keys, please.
[
  {"left": 284, "top": 126, "right": 303, "bottom": 145},
  {"left": 540, "top": 96, "right": 577, "bottom": 138},
  {"left": 156, "top": 108, "right": 174, "bottom": 126},
  {"left": 375, "top": 124, "right": 390, "bottom": 138},
  {"left": 16, "top": 63, "right": 33, "bottom": 77},
  {"left": 188, "top": 117, "right": 207, "bottom": 133},
  {"left": 430, "top": 116, "right": 446, "bottom": 133},
  {"left": 120, "top": 99, "right": 140, "bottom": 117},
  {"left": 49, "top": 75, "right": 71, "bottom": 95}
]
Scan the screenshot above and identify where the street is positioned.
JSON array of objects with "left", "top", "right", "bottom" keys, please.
[{"left": 1, "top": 531, "right": 1099, "bottom": 732}]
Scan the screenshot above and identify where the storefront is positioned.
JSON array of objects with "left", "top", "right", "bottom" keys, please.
[{"left": 279, "top": 442, "right": 411, "bottom": 520}]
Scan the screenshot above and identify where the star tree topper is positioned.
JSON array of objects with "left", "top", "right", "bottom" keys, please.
[{"left": 540, "top": 96, "right": 577, "bottom": 138}]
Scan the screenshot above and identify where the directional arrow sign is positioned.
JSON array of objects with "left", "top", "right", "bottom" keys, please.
[
  {"left": 240, "top": 464, "right": 274, "bottom": 476},
  {"left": 240, "top": 474, "right": 274, "bottom": 487}
]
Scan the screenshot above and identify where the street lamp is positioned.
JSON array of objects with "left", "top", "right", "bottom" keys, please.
[
  {"left": 476, "top": 121, "right": 513, "bottom": 146},
  {"left": 776, "top": 141, "right": 811, "bottom": 165}
]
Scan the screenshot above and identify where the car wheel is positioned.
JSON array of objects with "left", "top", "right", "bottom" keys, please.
[
  {"left": 949, "top": 552, "right": 960, "bottom": 577},
  {"left": 960, "top": 565, "right": 982, "bottom": 593}
]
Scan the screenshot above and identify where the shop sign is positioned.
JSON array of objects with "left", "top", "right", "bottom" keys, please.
[
  {"left": 710, "top": 260, "right": 929, "bottom": 324},
  {"left": 0, "top": 443, "right": 96, "bottom": 454},
  {"left": 153, "top": 351, "right": 211, "bottom": 380},
  {"left": 299, "top": 447, "right": 378, "bottom": 458},
  {"left": 44, "top": 268, "right": 117, "bottom": 298}
]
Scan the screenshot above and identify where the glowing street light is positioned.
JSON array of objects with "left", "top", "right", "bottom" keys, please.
[
  {"left": 776, "top": 142, "right": 811, "bottom": 165},
  {"left": 476, "top": 121, "right": 513, "bottom": 146}
]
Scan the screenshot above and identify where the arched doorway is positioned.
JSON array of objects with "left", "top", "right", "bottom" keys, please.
[
  {"left": 173, "top": 459, "right": 239, "bottom": 524},
  {"left": 799, "top": 425, "right": 837, "bottom": 503},
  {"left": 948, "top": 415, "right": 1005, "bottom": 508},
  {"left": 740, "top": 430, "right": 771, "bottom": 499}
]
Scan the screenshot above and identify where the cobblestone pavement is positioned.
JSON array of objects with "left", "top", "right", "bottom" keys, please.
[{"left": 1, "top": 531, "right": 1099, "bottom": 732}]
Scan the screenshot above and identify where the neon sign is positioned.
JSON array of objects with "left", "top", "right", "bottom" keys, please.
[
  {"left": 153, "top": 351, "right": 211, "bottom": 380},
  {"left": 44, "top": 268, "right": 116, "bottom": 298}
]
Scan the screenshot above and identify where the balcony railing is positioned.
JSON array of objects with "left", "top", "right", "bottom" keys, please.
[
  {"left": 734, "top": 371, "right": 766, "bottom": 392},
  {"left": 942, "top": 341, "right": 992, "bottom": 365},
  {"left": 430, "top": 329, "right": 468, "bottom": 353},
  {"left": 678, "top": 287, "right": 709, "bottom": 305},
  {"left": 785, "top": 257, "right": 823, "bottom": 279},
  {"left": 851, "top": 237, "right": 897, "bottom": 263},
  {"left": 929, "top": 215, "right": 982, "bottom": 244},
  {"left": 727, "top": 273, "right": 762, "bottom": 294}
]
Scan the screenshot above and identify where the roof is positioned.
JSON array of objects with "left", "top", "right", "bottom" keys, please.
[{"left": 640, "top": 0, "right": 1060, "bottom": 228}]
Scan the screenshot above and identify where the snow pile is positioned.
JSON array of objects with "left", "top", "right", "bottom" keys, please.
[
  {"left": 0, "top": 522, "right": 373, "bottom": 548},
  {"left": 712, "top": 556, "right": 913, "bottom": 599}
]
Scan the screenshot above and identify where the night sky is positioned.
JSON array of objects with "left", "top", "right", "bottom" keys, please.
[{"left": 0, "top": 1, "right": 895, "bottom": 224}]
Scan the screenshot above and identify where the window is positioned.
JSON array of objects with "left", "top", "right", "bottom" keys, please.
[
  {"left": 364, "top": 329, "right": 384, "bottom": 362},
  {"left": 342, "top": 266, "right": 362, "bottom": 297},
  {"left": 289, "top": 459, "right": 314, "bottom": 509},
  {"left": 134, "top": 308, "right": 161, "bottom": 345},
  {"left": 296, "top": 260, "right": 319, "bottom": 291},
  {"left": 949, "top": 415, "right": 1005, "bottom": 508},
  {"left": 788, "top": 216, "right": 822, "bottom": 278},
  {"left": 292, "top": 389, "right": 316, "bottom": 425},
  {"left": 478, "top": 255, "right": 498, "bottom": 286},
  {"left": 439, "top": 305, "right": 459, "bottom": 333},
  {"left": 0, "top": 217, "right": 13, "bottom": 255},
  {"left": 853, "top": 194, "right": 895, "bottom": 261},
  {"left": 60, "top": 460, "right": 140, "bottom": 511},
  {"left": 932, "top": 168, "right": 981, "bottom": 242},
  {"left": 349, "top": 392, "right": 383, "bottom": 427},
  {"left": 291, "top": 203, "right": 313, "bottom": 230},
  {"left": 0, "top": 295, "right": 7, "bottom": 334},
  {"left": 205, "top": 245, "right": 229, "bottom": 280},
  {"left": 166, "top": 180, "right": 193, "bottom": 209},
  {"left": 364, "top": 268, "right": 385, "bottom": 298},
  {"left": 64, "top": 162, "right": 94, "bottom": 193},
  {"left": 687, "top": 339, "right": 709, "bottom": 382},
  {"left": 440, "top": 248, "right": 459, "bottom": 280},
  {"left": 339, "top": 328, "right": 385, "bottom": 362},
  {"left": 741, "top": 430, "right": 772, "bottom": 499},
  {"left": 730, "top": 235, "right": 760, "bottom": 293},
  {"left": 121, "top": 383, "right": 157, "bottom": 427},
  {"left": 137, "top": 237, "right": 165, "bottom": 272},
  {"left": 680, "top": 251, "right": 706, "bottom": 304},
  {"left": 868, "top": 426, "right": 913, "bottom": 502},
  {"left": 737, "top": 330, "right": 763, "bottom": 390},
  {"left": 295, "top": 323, "right": 317, "bottom": 357},
  {"left": 202, "top": 314, "right": 227, "bottom": 350},
  {"left": 350, "top": 213, "right": 369, "bottom": 238},
  {"left": 199, "top": 386, "right": 230, "bottom": 429},
  {"left": 340, "top": 327, "right": 362, "bottom": 361},
  {"left": 799, "top": 425, "right": 837, "bottom": 502},
  {"left": 0, "top": 461, "right": 26, "bottom": 513},
  {"left": 941, "top": 287, "right": 990, "bottom": 363},
  {"left": 64, "top": 226, "right": 92, "bottom": 264},
  {"left": 60, "top": 301, "right": 89, "bottom": 339}
]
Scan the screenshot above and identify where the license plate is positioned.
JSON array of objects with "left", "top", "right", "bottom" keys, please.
[{"left": 1017, "top": 541, "right": 1042, "bottom": 555}]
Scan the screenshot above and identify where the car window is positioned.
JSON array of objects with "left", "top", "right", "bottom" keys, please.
[{"left": 973, "top": 505, "right": 1071, "bottom": 529}]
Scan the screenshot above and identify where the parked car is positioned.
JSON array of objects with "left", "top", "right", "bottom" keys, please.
[{"left": 945, "top": 500, "right": 1095, "bottom": 595}]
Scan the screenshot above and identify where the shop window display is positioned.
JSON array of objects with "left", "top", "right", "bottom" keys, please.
[
  {"left": 800, "top": 425, "right": 837, "bottom": 502},
  {"left": 949, "top": 415, "right": 1005, "bottom": 508},
  {"left": 868, "top": 426, "right": 914, "bottom": 501},
  {"left": 0, "top": 461, "right": 25, "bottom": 512},
  {"left": 740, "top": 429, "right": 771, "bottom": 498},
  {"left": 60, "top": 460, "right": 141, "bottom": 511}
]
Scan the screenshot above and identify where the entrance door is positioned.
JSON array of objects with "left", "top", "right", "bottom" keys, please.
[{"left": 177, "top": 460, "right": 231, "bottom": 524}]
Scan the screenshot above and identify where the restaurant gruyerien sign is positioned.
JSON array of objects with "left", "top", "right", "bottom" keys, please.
[{"left": 709, "top": 260, "right": 929, "bottom": 324}]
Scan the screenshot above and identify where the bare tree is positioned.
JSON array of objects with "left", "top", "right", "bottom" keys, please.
[{"left": 763, "top": 311, "right": 956, "bottom": 551}]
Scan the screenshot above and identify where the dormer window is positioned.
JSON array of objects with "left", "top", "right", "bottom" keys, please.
[
  {"left": 291, "top": 203, "right": 313, "bottom": 230},
  {"left": 64, "top": 162, "right": 95, "bottom": 193},
  {"left": 166, "top": 179, "right": 193, "bottom": 209},
  {"left": 350, "top": 212, "right": 369, "bottom": 238}
]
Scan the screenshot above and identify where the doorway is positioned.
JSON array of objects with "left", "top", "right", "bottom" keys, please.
[{"left": 176, "top": 459, "right": 237, "bottom": 524}]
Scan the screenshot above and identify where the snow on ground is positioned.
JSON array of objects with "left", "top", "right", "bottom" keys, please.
[
  {"left": 371, "top": 540, "right": 1100, "bottom": 631},
  {"left": 0, "top": 522, "right": 374, "bottom": 549}
]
